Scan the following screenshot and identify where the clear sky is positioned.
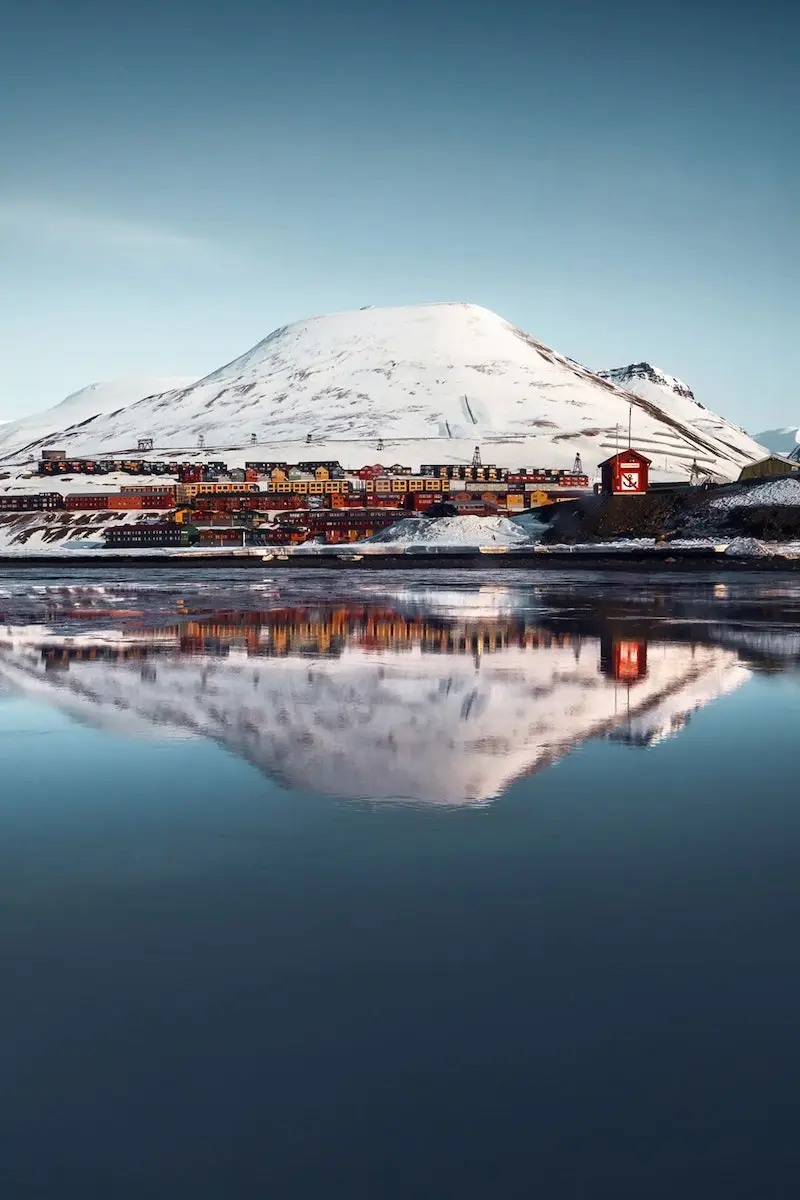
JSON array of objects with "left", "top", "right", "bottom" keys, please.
[{"left": 1, "top": 0, "right": 797, "bottom": 430}]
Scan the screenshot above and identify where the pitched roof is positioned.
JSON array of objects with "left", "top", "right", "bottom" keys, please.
[
  {"left": 598, "top": 449, "right": 652, "bottom": 467},
  {"left": 747, "top": 454, "right": 798, "bottom": 468}
]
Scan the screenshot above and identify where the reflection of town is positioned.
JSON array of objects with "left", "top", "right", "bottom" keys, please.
[{"left": 38, "top": 608, "right": 593, "bottom": 666}]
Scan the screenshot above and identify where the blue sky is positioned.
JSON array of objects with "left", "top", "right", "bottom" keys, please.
[{"left": 1, "top": 0, "right": 797, "bottom": 429}]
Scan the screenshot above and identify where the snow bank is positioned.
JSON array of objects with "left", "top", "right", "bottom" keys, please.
[
  {"left": 360, "top": 515, "right": 535, "bottom": 550},
  {"left": 534, "top": 538, "right": 656, "bottom": 553},
  {"left": 723, "top": 537, "right": 774, "bottom": 557}
]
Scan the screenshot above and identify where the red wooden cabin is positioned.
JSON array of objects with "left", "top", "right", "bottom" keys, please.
[{"left": 598, "top": 450, "right": 651, "bottom": 496}]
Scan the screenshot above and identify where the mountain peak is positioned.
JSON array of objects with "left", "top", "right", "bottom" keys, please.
[{"left": 598, "top": 362, "right": 697, "bottom": 403}]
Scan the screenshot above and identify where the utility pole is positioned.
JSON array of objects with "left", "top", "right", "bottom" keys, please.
[{"left": 628, "top": 404, "right": 632, "bottom": 449}]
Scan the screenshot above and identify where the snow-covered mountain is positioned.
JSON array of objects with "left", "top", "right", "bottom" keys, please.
[
  {"left": 753, "top": 427, "right": 800, "bottom": 456},
  {"left": 597, "top": 362, "right": 765, "bottom": 466},
  {"left": 2, "top": 305, "right": 764, "bottom": 480},
  {"left": 0, "top": 377, "right": 196, "bottom": 457}
]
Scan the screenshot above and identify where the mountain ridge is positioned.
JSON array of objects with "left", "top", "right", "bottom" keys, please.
[
  {"left": 598, "top": 359, "right": 762, "bottom": 466},
  {"left": 599, "top": 362, "right": 698, "bottom": 403},
  {"left": 754, "top": 427, "right": 800, "bottom": 456},
  {"left": 0, "top": 377, "right": 196, "bottom": 458}
]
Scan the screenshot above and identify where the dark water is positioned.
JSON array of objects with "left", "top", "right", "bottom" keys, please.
[{"left": 2, "top": 568, "right": 800, "bottom": 1198}]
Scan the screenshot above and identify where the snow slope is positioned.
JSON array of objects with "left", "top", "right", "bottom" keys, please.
[
  {"left": 2, "top": 305, "right": 763, "bottom": 481},
  {"left": 598, "top": 362, "right": 766, "bottom": 468},
  {"left": 0, "top": 377, "right": 195, "bottom": 457}
]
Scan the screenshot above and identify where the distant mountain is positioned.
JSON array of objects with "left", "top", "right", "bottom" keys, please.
[
  {"left": 1, "top": 305, "right": 765, "bottom": 480},
  {"left": 753, "top": 427, "right": 799, "bottom": 457},
  {"left": 597, "top": 363, "right": 766, "bottom": 467},
  {"left": 0, "top": 377, "right": 196, "bottom": 458}
]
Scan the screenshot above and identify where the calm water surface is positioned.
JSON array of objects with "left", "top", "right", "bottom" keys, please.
[{"left": 1, "top": 568, "right": 799, "bottom": 1197}]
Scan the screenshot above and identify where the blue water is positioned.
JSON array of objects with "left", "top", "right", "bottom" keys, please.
[{"left": 1, "top": 570, "right": 799, "bottom": 1197}]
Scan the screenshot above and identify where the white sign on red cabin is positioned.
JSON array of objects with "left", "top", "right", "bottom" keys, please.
[{"left": 619, "top": 464, "right": 641, "bottom": 491}]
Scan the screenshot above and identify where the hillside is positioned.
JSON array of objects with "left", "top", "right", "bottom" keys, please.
[
  {"left": 0, "top": 377, "right": 196, "bottom": 458},
  {"left": 597, "top": 362, "right": 765, "bottom": 465},
  {"left": 1, "top": 304, "right": 764, "bottom": 481}
]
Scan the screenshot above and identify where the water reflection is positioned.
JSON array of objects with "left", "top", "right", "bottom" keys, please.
[{"left": 4, "top": 574, "right": 797, "bottom": 803}]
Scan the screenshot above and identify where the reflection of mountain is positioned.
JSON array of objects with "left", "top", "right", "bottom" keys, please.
[
  {"left": 606, "top": 651, "right": 748, "bottom": 746},
  {"left": 0, "top": 606, "right": 750, "bottom": 803}
]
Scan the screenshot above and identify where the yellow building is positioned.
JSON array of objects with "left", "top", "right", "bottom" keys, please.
[
  {"left": 739, "top": 456, "right": 799, "bottom": 481},
  {"left": 175, "top": 481, "right": 260, "bottom": 503},
  {"left": 266, "top": 479, "right": 349, "bottom": 495},
  {"left": 528, "top": 490, "right": 554, "bottom": 508},
  {"left": 365, "top": 476, "right": 443, "bottom": 494}
]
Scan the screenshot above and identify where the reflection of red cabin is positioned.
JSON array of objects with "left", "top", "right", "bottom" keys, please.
[
  {"left": 598, "top": 450, "right": 651, "bottom": 496},
  {"left": 600, "top": 638, "right": 648, "bottom": 682},
  {"left": 614, "top": 641, "right": 647, "bottom": 681}
]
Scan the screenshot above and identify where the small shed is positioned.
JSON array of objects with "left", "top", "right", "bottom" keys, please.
[
  {"left": 739, "top": 455, "right": 800, "bottom": 482},
  {"left": 598, "top": 449, "right": 651, "bottom": 496}
]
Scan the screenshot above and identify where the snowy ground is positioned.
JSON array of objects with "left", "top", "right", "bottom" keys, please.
[
  {"left": 0, "top": 509, "right": 229, "bottom": 557},
  {"left": 359, "top": 515, "right": 536, "bottom": 550}
]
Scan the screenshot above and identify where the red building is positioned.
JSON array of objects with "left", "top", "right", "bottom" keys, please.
[
  {"left": 598, "top": 450, "right": 651, "bottom": 496},
  {"left": 65, "top": 493, "right": 111, "bottom": 510}
]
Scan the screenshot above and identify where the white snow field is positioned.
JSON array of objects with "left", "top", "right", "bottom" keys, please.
[
  {"left": 0, "top": 377, "right": 196, "bottom": 458},
  {"left": 359, "top": 515, "right": 535, "bottom": 550},
  {"left": 0, "top": 304, "right": 765, "bottom": 481}
]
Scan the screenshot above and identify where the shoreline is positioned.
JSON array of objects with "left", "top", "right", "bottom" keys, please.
[{"left": 2, "top": 547, "right": 800, "bottom": 570}]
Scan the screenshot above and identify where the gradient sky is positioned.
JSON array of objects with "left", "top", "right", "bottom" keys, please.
[{"left": 1, "top": 0, "right": 797, "bottom": 429}]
